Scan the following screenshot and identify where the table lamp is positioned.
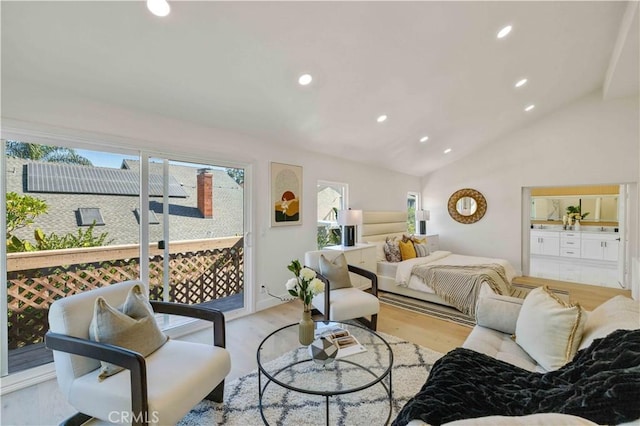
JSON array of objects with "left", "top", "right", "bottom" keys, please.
[
  {"left": 416, "top": 210, "right": 430, "bottom": 235},
  {"left": 338, "top": 209, "right": 362, "bottom": 247}
]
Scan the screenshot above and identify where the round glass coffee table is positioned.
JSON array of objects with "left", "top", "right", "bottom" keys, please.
[{"left": 257, "top": 321, "right": 394, "bottom": 425}]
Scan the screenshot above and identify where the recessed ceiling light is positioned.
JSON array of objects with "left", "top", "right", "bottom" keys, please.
[
  {"left": 497, "top": 25, "right": 512, "bottom": 39},
  {"left": 444, "top": 148, "right": 452, "bottom": 154},
  {"left": 420, "top": 136, "right": 429, "bottom": 143},
  {"left": 515, "top": 78, "right": 528, "bottom": 88},
  {"left": 524, "top": 104, "right": 535, "bottom": 112},
  {"left": 377, "top": 115, "right": 388, "bottom": 123},
  {"left": 147, "top": 0, "right": 170, "bottom": 17},
  {"left": 298, "top": 74, "right": 313, "bottom": 86}
]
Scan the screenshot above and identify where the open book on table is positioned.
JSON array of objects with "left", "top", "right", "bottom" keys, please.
[{"left": 315, "top": 324, "right": 367, "bottom": 358}]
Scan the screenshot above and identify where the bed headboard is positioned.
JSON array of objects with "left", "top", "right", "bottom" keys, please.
[{"left": 361, "top": 211, "right": 407, "bottom": 242}]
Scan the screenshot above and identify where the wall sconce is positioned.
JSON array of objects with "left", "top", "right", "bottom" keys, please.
[
  {"left": 416, "top": 210, "right": 430, "bottom": 235},
  {"left": 337, "top": 209, "right": 363, "bottom": 247}
]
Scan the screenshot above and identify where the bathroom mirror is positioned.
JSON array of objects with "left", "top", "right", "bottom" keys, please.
[
  {"left": 530, "top": 196, "right": 618, "bottom": 222},
  {"left": 448, "top": 188, "right": 487, "bottom": 224},
  {"left": 530, "top": 185, "right": 619, "bottom": 224}
]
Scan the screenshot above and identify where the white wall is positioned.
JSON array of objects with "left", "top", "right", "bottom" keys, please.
[
  {"left": 2, "top": 80, "right": 421, "bottom": 311},
  {"left": 422, "top": 92, "right": 640, "bottom": 280}
]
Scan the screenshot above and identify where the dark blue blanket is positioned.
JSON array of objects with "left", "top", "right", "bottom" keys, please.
[{"left": 393, "top": 329, "right": 640, "bottom": 426}]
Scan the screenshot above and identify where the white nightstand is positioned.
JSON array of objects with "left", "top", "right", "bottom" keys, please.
[
  {"left": 325, "top": 243, "right": 376, "bottom": 290},
  {"left": 415, "top": 234, "right": 440, "bottom": 253}
]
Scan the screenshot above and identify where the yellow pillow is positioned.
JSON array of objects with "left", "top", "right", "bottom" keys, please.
[{"left": 399, "top": 240, "right": 417, "bottom": 260}]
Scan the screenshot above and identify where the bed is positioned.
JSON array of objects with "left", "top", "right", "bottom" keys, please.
[{"left": 361, "top": 211, "right": 520, "bottom": 315}]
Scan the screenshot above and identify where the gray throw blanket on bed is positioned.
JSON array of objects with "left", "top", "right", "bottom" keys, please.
[{"left": 411, "top": 263, "right": 518, "bottom": 316}]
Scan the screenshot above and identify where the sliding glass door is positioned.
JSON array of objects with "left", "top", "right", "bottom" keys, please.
[{"left": 146, "top": 158, "right": 246, "bottom": 314}]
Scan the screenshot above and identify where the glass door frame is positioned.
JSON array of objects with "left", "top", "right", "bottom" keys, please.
[
  {"left": 144, "top": 153, "right": 252, "bottom": 321},
  {"left": 1, "top": 127, "right": 254, "bottom": 378}
]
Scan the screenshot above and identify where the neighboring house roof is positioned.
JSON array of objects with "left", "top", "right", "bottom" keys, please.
[{"left": 6, "top": 157, "right": 244, "bottom": 246}]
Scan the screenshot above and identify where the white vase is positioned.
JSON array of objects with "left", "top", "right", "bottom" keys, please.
[{"left": 574, "top": 220, "right": 581, "bottom": 231}]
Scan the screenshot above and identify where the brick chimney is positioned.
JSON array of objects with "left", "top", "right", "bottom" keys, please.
[{"left": 197, "top": 168, "right": 213, "bottom": 218}]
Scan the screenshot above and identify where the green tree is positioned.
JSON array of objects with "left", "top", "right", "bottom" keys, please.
[
  {"left": 225, "top": 168, "right": 244, "bottom": 186},
  {"left": 33, "top": 223, "right": 112, "bottom": 250},
  {"left": 6, "top": 192, "right": 111, "bottom": 252},
  {"left": 6, "top": 192, "right": 48, "bottom": 237},
  {"left": 407, "top": 205, "right": 416, "bottom": 234},
  {"left": 6, "top": 141, "right": 92, "bottom": 165}
]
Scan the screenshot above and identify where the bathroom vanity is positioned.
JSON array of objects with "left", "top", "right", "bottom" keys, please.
[{"left": 530, "top": 229, "right": 620, "bottom": 262}]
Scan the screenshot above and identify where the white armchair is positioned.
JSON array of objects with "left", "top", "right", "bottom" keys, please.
[
  {"left": 46, "top": 280, "right": 231, "bottom": 426},
  {"left": 304, "top": 250, "right": 380, "bottom": 330}
]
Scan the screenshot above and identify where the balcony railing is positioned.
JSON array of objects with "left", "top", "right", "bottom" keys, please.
[{"left": 6, "top": 237, "right": 244, "bottom": 352}]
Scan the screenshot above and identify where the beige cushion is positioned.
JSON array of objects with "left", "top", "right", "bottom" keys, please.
[
  {"left": 68, "top": 339, "right": 231, "bottom": 425},
  {"left": 578, "top": 295, "right": 640, "bottom": 351},
  {"left": 89, "top": 284, "right": 169, "bottom": 380},
  {"left": 311, "top": 287, "right": 379, "bottom": 321},
  {"left": 441, "top": 413, "right": 598, "bottom": 425},
  {"left": 414, "top": 243, "right": 429, "bottom": 257},
  {"left": 515, "top": 286, "right": 586, "bottom": 371},
  {"left": 319, "top": 253, "right": 352, "bottom": 290}
]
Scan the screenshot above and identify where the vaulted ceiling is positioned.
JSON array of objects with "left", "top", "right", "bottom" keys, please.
[{"left": 2, "top": 1, "right": 638, "bottom": 176}]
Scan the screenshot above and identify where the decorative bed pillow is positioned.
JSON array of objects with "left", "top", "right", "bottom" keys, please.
[
  {"left": 398, "top": 240, "right": 417, "bottom": 260},
  {"left": 411, "top": 235, "right": 426, "bottom": 244},
  {"left": 383, "top": 237, "right": 402, "bottom": 262},
  {"left": 89, "top": 284, "right": 169, "bottom": 380},
  {"left": 578, "top": 295, "right": 639, "bottom": 351},
  {"left": 414, "top": 243, "right": 430, "bottom": 257},
  {"left": 319, "top": 253, "right": 352, "bottom": 290},
  {"left": 515, "top": 286, "right": 586, "bottom": 371}
]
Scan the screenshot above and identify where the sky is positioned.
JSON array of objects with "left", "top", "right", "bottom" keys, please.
[
  {"left": 74, "top": 149, "right": 227, "bottom": 171},
  {"left": 75, "top": 149, "right": 137, "bottom": 168}
]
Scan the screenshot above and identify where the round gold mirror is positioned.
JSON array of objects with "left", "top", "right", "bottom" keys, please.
[{"left": 448, "top": 188, "right": 487, "bottom": 224}]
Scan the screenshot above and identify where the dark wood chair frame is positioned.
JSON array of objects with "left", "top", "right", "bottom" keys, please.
[
  {"left": 312, "top": 264, "right": 379, "bottom": 331},
  {"left": 45, "top": 301, "right": 226, "bottom": 426}
]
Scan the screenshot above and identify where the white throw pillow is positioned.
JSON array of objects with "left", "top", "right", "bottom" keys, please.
[
  {"left": 442, "top": 413, "right": 598, "bottom": 425},
  {"left": 578, "top": 295, "right": 639, "bottom": 351},
  {"left": 515, "top": 286, "right": 587, "bottom": 371}
]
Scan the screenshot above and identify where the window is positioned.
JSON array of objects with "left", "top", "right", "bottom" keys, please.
[
  {"left": 317, "top": 181, "right": 348, "bottom": 248},
  {"left": 3, "top": 141, "right": 249, "bottom": 376},
  {"left": 4, "top": 141, "right": 140, "bottom": 374},
  {"left": 77, "top": 208, "right": 105, "bottom": 226},
  {"left": 407, "top": 192, "right": 419, "bottom": 234}
]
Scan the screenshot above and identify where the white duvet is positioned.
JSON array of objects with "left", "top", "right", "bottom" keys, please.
[{"left": 395, "top": 251, "right": 517, "bottom": 294}]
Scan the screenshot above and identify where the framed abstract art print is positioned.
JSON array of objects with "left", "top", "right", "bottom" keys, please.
[{"left": 270, "top": 162, "right": 302, "bottom": 227}]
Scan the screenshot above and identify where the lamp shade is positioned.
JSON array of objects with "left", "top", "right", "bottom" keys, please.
[
  {"left": 338, "top": 209, "right": 363, "bottom": 226},
  {"left": 416, "top": 210, "right": 430, "bottom": 221}
]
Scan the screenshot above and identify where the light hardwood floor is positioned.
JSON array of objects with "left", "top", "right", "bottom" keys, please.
[{"left": 216, "top": 277, "right": 630, "bottom": 382}]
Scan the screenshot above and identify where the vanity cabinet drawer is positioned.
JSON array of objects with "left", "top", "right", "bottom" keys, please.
[
  {"left": 561, "top": 233, "right": 580, "bottom": 244},
  {"left": 560, "top": 248, "right": 581, "bottom": 258}
]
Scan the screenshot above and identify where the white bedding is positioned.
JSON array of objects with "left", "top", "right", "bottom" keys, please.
[{"left": 383, "top": 250, "right": 517, "bottom": 295}]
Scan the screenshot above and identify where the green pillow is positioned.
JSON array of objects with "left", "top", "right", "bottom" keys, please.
[
  {"left": 89, "top": 284, "right": 169, "bottom": 381},
  {"left": 319, "top": 253, "right": 352, "bottom": 290}
]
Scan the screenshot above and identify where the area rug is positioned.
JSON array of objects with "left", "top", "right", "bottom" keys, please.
[
  {"left": 178, "top": 332, "right": 443, "bottom": 425},
  {"left": 379, "top": 285, "right": 570, "bottom": 328}
]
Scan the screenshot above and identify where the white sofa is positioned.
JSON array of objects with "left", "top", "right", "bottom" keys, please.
[
  {"left": 463, "top": 292, "right": 639, "bottom": 373},
  {"left": 406, "top": 292, "right": 640, "bottom": 426}
]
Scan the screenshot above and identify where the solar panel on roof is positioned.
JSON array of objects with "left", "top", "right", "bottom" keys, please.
[{"left": 27, "top": 163, "right": 188, "bottom": 197}]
